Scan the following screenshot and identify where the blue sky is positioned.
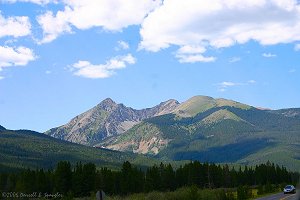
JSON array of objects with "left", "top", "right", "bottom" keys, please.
[{"left": 0, "top": 0, "right": 300, "bottom": 132}]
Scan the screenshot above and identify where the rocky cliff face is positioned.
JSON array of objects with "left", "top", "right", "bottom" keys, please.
[{"left": 45, "top": 98, "right": 179, "bottom": 146}]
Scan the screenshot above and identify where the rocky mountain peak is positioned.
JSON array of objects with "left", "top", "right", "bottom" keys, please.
[
  {"left": 156, "top": 99, "right": 180, "bottom": 116},
  {"left": 45, "top": 98, "right": 180, "bottom": 146},
  {"left": 161, "top": 99, "right": 180, "bottom": 106},
  {"left": 96, "top": 98, "right": 118, "bottom": 112}
]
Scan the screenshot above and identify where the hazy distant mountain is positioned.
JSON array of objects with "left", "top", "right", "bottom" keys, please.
[
  {"left": 271, "top": 108, "right": 300, "bottom": 118},
  {"left": 45, "top": 98, "right": 179, "bottom": 146}
]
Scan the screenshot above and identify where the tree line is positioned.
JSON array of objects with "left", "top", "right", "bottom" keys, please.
[{"left": 0, "top": 161, "right": 298, "bottom": 198}]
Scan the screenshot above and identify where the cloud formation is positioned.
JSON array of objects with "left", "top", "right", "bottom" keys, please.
[
  {"left": 115, "top": 41, "right": 129, "bottom": 51},
  {"left": 218, "top": 80, "right": 256, "bottom": 92},
  {"left": 0, "top": 13, "right": 31, "bottom": 38},
  {"left": 140, "top": 0, "right": 300, "bottom": 62},
  {"left": 37, "top": 0, "right": 162, "bottom": 43},
  {"left": 175, "top": 45, "right": 216, "bottom": 63},
  {"left": 37, "top": 10, "right": 72, "bottom": 43},
  {"left": 229, "top": 57, "right": 241, "bottom": 63},
  {"left": 71, "top": 54, "right": 136, "bottom": 79},
  {"left": 262, "top": 53, "right": 277, "bottom": 58},
  {"left": 0, "top": 46, "right": 36, "bottom": 70},
  {"left": 2, "top": 0, "right": 54, "bottom": 4}
]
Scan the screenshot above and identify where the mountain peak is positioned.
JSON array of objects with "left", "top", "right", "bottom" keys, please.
[
  {"left": 174, "top": 95, "right": 216, "bottom": 116},
  {"left": 160, "top": 99, "right": 180, "bottom": 106},
  {"left": 0, "top": 125, "right": 6, "bottom": 131},
  {"left": 155, "top": 99, "right": 180, "bottom": 116},
  {"left": 190, "top": 95, "right": 214, "bottom": 101},
  {"left": 101, "top": 98, "right": 116, "bottom": 105},
  {"left": 95, "top": 98, "right": 118, "bottom": 111}
]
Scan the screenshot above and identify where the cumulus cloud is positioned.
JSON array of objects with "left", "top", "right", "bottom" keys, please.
[
  {"left": 262, "top": 53, "right": 277, "bottom": 58},
  {"left": 175, "top": 45, "right": 216, "bottom": 63},
  {"left": 115, "top": 40, "right": 129, "bottom": 51},
  {"left": 36, "top": 10, "right": 72, "bottom": 44},
  {"left": 37, "top": 0, "right": 162, "bottom": 43},
  {"left": 71, "top": 54, "right": 136, "bottom": 78},
  {"left": 218, "top": 80, "right": 256, "bottom": 92},
  {"left": 0, "top": 46, "right": 36, "bottom": 70},
  {"left": 0, "top": 13, "right": 31, "bottom": 38},
  {"left": 140, "top": 0, "right": 300, "bottom": 62}
]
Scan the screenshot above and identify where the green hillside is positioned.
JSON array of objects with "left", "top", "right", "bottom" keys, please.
[
  {"left": 102, "top": 105, "right": 300, "bottom": 171},
  {"left": 0, "top": 128, "right": 159, "bottom": 172},
  {"left": 174, "top": 95, "right": 251, "bottom": 117}
]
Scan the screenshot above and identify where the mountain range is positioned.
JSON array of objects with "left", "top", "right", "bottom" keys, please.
[
  {"left": 45, "top": 98, "right": 179, "bottom": 146},
  {"left": 44, "top": 96, "right": 300, "bottom": 171}
]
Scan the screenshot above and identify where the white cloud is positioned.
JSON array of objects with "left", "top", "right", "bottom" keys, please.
[
  {"left": 248, "top": 80, "right": 256, "bottom": 84},
  {"left": 37, "top": 0, "right": 162, "bottom": 43},
  {"left": 217, "top": 80, "right": 256, "bottom": 92},
  {"left": 175, "top": 45, "right": 216, "bottom": 63},
  {"left": 140, "top": 0, "right": 300, "bottom": 62},
  {"left": 71, "top": 54, "right": 136, "bottom": 78},
  {"left": 2, "top": 0, "right": 55, "bottom": 4},
  {"left": 289, "top": 69, "right": 296, "bottom": 73},
  {"left": 36, "top": 11, "right": 72, "bottom": 44},
  {"left": 0, "top": 76, "right": 4, "bottom": 80},
  {"left": 0, "top": 13, "right": 31, "bottom": 38},
  {"left": 262, "top": 53, "right": 277, "bottom": 58},
  {"left": 220, "top": 81, "right": 238, "bottom": 87},
  {"left": 115, "top": 40, "right": 129, "bottom": 51},
  {"left": 229, "top": 57, "right": 241, "bottom": 63},
  {"left": 45, "top": 70, "right": 51, "bottom": 74},
  {"left": 0, "top": 46, "right": 36, "bottom": 70},
  {"left": 295, "top": 43, "right": 300, "bottom": 51},
  {"left": 176, "top": 45, "right": 206, "bottom": 55},
  {"left": 176, "top": 54, "right": 216, "bottom": 63},
  {"left": 218, "top": 81, "right": 239, "bottom": 92}
]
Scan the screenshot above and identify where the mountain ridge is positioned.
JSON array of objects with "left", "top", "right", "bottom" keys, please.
[
  {"left": 0, "top": 125, "right": 6, "bottom": 131},
  {"left": 45, "top": 98, "right": 180, "bottom": 146},
  {"left": 44, "top": 95, "right": 300, "bottom": 171}
]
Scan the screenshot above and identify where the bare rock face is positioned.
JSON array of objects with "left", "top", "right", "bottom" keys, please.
[{"left": 45, "top": 98, "right": 179, "bottom": 146}]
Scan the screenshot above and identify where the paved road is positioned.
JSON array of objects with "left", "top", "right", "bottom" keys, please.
[{"left": 255, "top": 192, "right": 299, "bottom": 200}]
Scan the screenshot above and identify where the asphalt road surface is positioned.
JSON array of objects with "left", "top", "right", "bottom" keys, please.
[{"left": 255, "top": 192, "right": 300, "bottom": 200}]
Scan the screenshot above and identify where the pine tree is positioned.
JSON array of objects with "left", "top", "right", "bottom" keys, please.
[{"left": 54, "top": 161, "right": 72, "bottom": 194}]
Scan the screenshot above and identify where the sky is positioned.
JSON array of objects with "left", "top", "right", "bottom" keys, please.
[{"left": 0, "top": 0, "right": 300, "bottom": 132}]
